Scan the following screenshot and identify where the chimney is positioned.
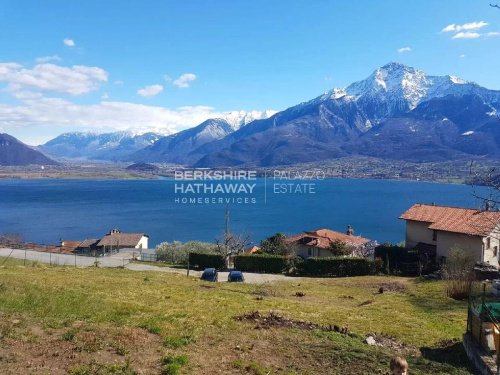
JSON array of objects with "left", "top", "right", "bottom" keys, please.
[{"left": 485, "top": 200, "right": 493, "bottom": 212}]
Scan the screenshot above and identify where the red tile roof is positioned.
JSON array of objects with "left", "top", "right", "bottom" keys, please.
[
  {"left": 286, "top": 228, "right": 370, "bottom": 249},
  {"left": 97, "top": 233, "right": 147, "bottom": 247},
  {"left": 399, "top": 204, "right": 500, "bottom": 236}
]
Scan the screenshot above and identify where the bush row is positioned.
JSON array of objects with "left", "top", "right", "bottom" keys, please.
[
  {"left": 236, "top": 254, "right": 373, "bottom": 277},
  {"left": 234, "top": 254, "right": 288, "bottom": 273},
  {"left": 188, "top": 252, "right": 225, "bottom": 270},
  {"left": 299, "top": 257, "right": 374, "bottom": 277},
  {"left": 188, "top": 252, "right": 375, "bottom": 277}
]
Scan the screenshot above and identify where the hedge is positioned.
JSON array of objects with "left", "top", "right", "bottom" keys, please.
[
  {"left": 188, "top": 252, "right": 225, "bottom": 270},
  {"left": 234, "top": 254, "right": 288, "bottom": 273},
  {"left": 374, "top": 244, "right": 418, "bottom": 273},
  {"left": 299, "top": 257, "right": 374, "bottom": 277}
]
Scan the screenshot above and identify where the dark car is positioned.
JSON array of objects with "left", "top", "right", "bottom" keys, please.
[
  {"left": 200, "top": 268, "right": 218, "bottom": 282},
  {"left": 227, "top": 270, "right": 245, "bottom": 282}
]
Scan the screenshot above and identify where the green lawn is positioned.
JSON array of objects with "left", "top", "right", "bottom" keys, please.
[{"left": 0, "top": 258, "right": 473, "bottom": 374}]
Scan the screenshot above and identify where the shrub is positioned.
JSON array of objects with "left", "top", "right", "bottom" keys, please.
[
  {"left": 156, "top": 241, "right": 217, "bottom": 264},
  {"left": 442, "top": 247, "right": 475, "bottom": 300},
  {"left": 298, "top": 257, "right": 374, "bottom": 277},
  {"left": 188, "top": 252, "right": 225, "bottom": 270},
  {"left": 327, "top": 239, "right": 355, "bottom": 256},
  {"left": 161, "top": 355, "right": 189, "bottom": 375},
  {"left": 260, "top": 233, "right": 292, "bottom": 256},
  {"left": 234, "top": 254, "right": 288, "bottom": 273}
]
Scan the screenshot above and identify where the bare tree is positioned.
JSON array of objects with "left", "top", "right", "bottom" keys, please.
[
  {"left": 215, "top": 230, "right": 251, "bottom": 259},
  {"left": 491, "top": 3, "right": 500, "bottom": 10},
  {"left": 468, "top": 163, "right": 500, "bottom": 242}
]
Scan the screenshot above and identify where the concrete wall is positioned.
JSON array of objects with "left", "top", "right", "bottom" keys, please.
[
  {"left": 482, "top": 227, "right": 500, "bottom": 267},
  {"left": 436, "top": 231, "right": 484, "bottom": 263},
  {"left": 405, "top": 220, "right": 435, "bottom": 248},
  {"left": 294, "top": 245, "right": 327, "bottom": 258},
  {"left": 405, "top": 220, "right": 500, "bottom": 267},
  {"left": 135, "top": 236, "right": 149, "bottom": 249}
]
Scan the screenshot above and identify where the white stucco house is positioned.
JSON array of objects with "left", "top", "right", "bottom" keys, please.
[{"left": 400, "top": 203, "right": 500, "bottom": 266}]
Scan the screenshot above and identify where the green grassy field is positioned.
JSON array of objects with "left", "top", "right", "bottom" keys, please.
[{"left": 0, "top": 258, "right": 474, "bottom": 374}]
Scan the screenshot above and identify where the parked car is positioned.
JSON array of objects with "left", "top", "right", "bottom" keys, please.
[
  {"left": 200, "top": 268, "right": 218, "bottom": 282},
  {"left": 227, "top": 270, "right": 245, "bottom": 282}
]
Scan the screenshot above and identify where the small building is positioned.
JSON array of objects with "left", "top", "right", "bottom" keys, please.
[
  {"left": 59, "top": 240, "right": 81, "bottom": 253},
  {"left": 96, "top": 229, "right": 149, "bottom": 255},
  {"left": 244, "top": 245, "right": 261, "bottom": 254},
  {"left": 75, "top": 239, "right": 100, "bottom": 255},
  {"left": 400, "top": 203, "right": 500, "bottom": 266},
  {"left": 285, "top": 228, "right": 372, "bottom": 258}
]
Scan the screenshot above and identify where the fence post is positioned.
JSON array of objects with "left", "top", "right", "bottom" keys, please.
[
  {"left": 24, "top": 248, "right": 26, "bottom": 266},
  {"left": 50, "top": 250, "right": 52, "bottom": 266},
  {"left": 75, "top": 253, "right": 77, "bottom": 268}
]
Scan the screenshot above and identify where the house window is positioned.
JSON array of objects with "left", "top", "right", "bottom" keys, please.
[
  {"left": 494, "top": 246, "right": 498, "bottom": 257},
  {"left": 307, "top": 248, "right": 312, "bottom": 257},
  {"left": 487, "top": 237, "right": 491, "bottom": 249},
  {"left": 432, "top": 230, "right": 437, "bottom": 241}
]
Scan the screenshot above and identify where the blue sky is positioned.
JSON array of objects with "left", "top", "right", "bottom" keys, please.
[{"left": 0, "top": 0, "right": 499, "bottom": 144}]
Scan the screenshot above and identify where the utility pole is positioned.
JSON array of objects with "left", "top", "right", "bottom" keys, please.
[{"left": 225, "top": 205, "right": 230, "bottom": 268}]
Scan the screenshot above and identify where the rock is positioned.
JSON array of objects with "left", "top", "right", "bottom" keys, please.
[{"left": 365, "top": 336, "right": 377, "bottom": 345}]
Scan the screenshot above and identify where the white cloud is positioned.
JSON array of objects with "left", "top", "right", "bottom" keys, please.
[
  {"left": 442, "top": 21, "right": 488, "bottom": 33},
  {"left": 35, "top": 55, "right": 62, "bottom": 63},
  {"left": 486, "top": 31, "right": 500, "bottom": 37},
  {"left": 137, "top": 84, "right": 164, "bottom": 97},
  {"left": 0, "top": 93, "right": 275, "bottom": 144},
  {"left": 113, "top": 80, "right": 124, "bottom": 85},
  {"left": 63, "top": 38, "right": 75, "bottom": 47},
  {"left": 460, "top": 54, "right": 466, "bottom": 58},
  {"left": 452, "top": 31, "right": 481, "bottom": 39},
  {"left": 173, "top": 73, "right": 197, "bottom": 88},
  {"left": 0, "top": 62, "right": 108, "bottom": 95},
  {"left": 397, "top": 47, "right": 412, "bottom": 53}
]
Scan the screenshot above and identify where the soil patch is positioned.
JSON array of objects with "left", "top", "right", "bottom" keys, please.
[{"left": 235, "top": 311, "right": 350, "bottom": 335}]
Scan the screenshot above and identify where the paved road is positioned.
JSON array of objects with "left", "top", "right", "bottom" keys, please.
[{"left": 0, "top": 248, "right": 295, "bottom": 284}]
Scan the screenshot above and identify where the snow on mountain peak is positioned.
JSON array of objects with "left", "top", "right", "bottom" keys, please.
[
  {"left": 222, "top": 110, "right": 277, "bottom": 130},
  {"left": 322, "top": 62, "right": 478, "bottom": 111}
]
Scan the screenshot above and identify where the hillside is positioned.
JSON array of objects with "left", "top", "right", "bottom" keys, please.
[
  {"left": 0, "top": 133, "right": 57, "bottom": 166},
  {"left": 0, "top": 258, "right": 473, "bottom": 374}
]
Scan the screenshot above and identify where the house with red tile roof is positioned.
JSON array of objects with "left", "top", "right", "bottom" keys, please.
[
  {"left": 400, "top": 203, "right": 500, "bottom": 266},
  {"left": 285, "top": 228, "right": 373, "bottom": 258},
  {"left": 96, "top": 229, "right": 149, "bottom": 255}
]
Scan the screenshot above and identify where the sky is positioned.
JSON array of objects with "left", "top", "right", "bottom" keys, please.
[{"left": 0, "top": 0, "right": 499, "bottom": 145}]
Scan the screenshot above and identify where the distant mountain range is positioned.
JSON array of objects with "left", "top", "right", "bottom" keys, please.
[
  {"left": 0, "top": 133, "right": 57, "bottom": 166},
  {"left": 194, "top": 62, "right": 500, "bottom": 166},
  {"left": 39, "top": 131, "right": 163, "bottom": 161},
  {"left": 9, "top": 62, "right": 500, "bottom": 167}
]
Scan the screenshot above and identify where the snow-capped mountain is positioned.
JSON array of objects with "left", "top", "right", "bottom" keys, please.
[
  {"left": 40, "top": 131, "right": 163, "bottom": 161},
  {"left": 222, "top": 110, "right": 278, "bottom": 130},
  {"left": 313, "top": 62, "right": 498, "bottom": 125},
  {"left": 131, "top": 110, "right": 275, "bottom": 163},
  {"left": 195, "top": 62, "right": 500, "bottom": 167}
]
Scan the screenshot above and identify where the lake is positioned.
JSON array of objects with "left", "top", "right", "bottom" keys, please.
[{"left": 0, "top": 178, "right": 490, "bottom": 247}]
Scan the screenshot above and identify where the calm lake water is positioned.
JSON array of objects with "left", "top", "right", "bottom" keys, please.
[{"left": 0, "top": 178, "right": 490, "bottom": 247}]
